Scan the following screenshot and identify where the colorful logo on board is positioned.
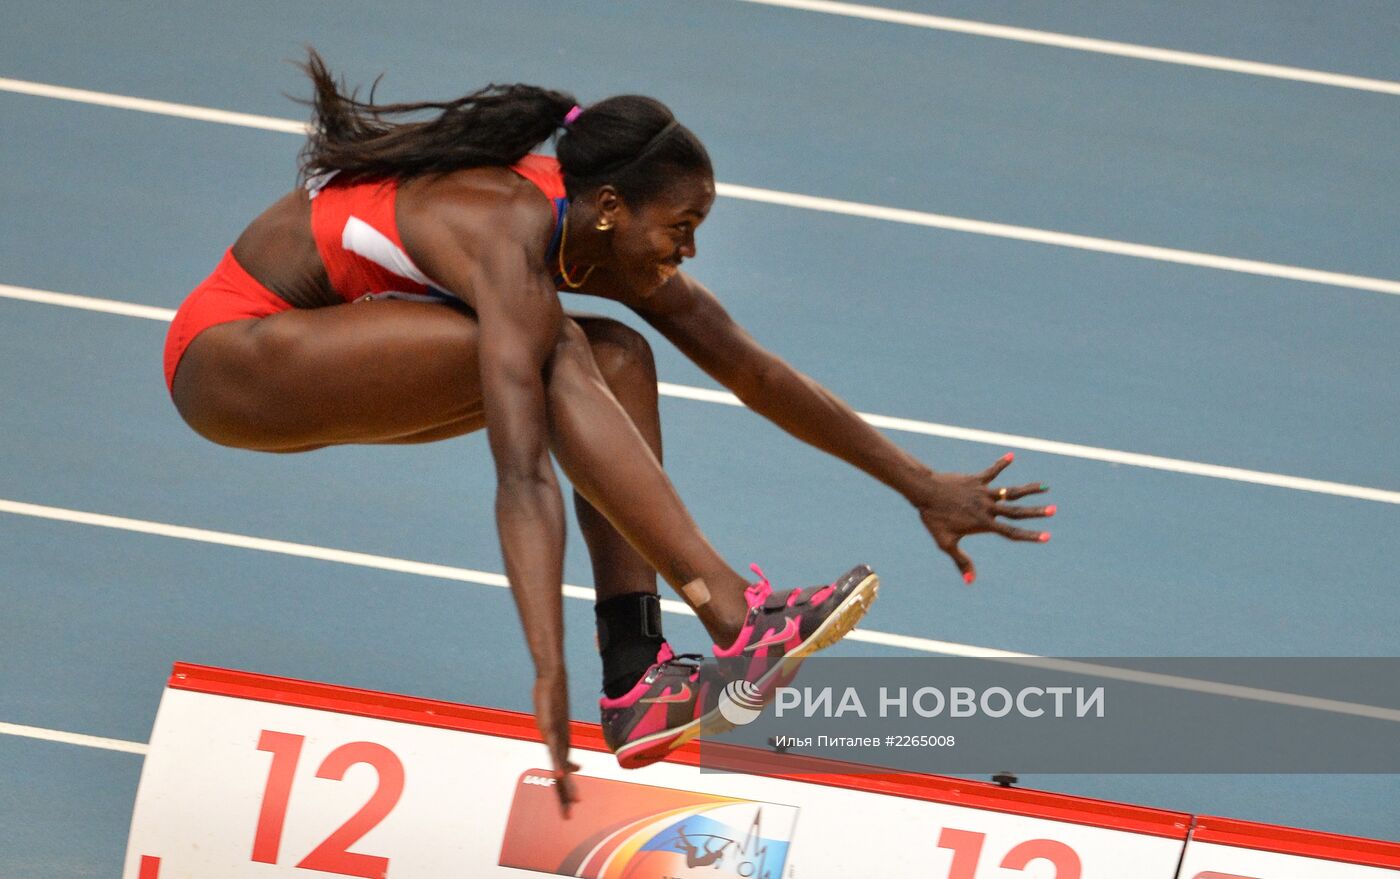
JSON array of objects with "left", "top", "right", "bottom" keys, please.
[{"left": 499, "top": 771, "right": 799, "bottom": 879}]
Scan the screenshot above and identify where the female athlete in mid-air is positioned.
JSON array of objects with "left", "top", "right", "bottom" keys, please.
[{"left": 163, "top": 50, "right": 1053, "bottom": 812}]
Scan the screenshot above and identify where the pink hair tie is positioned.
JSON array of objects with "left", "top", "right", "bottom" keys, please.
[{"left": 563, "top": 105, "right": 584, "bottom": 127}]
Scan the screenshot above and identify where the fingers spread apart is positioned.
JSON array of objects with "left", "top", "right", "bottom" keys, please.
[
  {"left": 987, "top": 482, "right": 1047, "bottom": 502},
  {"left": 935, "top": 533, "right": 977, "bottom": 584},
  {"left": 978, "top": 452, "right": 1016, "bottom": 483},
  {"left": 993, "top": 521, "right": 1050, "bottom": 542},
  {"left": 992, "top": 502, "right": 1055, "bottom": 520}
]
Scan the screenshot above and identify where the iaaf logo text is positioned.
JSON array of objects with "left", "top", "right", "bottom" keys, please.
[{"left": 522, "top": 775, "right": 557, "bottom": 787}]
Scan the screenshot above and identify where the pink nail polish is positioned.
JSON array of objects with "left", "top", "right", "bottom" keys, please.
[
  {"left": 1038, "top": 532, "right": 1051, "bottom": 543},
  {"left": 963, "top": 571, "right": 975, "bottom": 584},
  {"left": 1002, "top": 452, "right": 1015, "bottom": 463},
  {"left": 1045, "top": 505, "right": 1057, "bottom": 516}
]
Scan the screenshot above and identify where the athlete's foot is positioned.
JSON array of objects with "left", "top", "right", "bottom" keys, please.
[
  {"left": 711, "top": 563, "right": 880, "bottom": 704},
  {"left": 600, "top": 643, "right": 724, "bottom": 769}
]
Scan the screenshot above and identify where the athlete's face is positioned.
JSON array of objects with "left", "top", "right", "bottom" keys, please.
[{"left": 607, "top": 172, "right": 715, "bottom": 292}]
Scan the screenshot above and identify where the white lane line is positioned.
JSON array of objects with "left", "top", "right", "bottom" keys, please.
[
  {"left": 0, "top": 76, "right": 308, "bottom": 134},
  {"left": 4, "top": 282, "right": 1398, "bottom": 505},
  {"left": 5, "top": 497, "right": 1399, "bottom": 726},
  {"left": 730, "top": 0, "right": 1400, "bottom": 97},
  {"left": 0, "top": 720, "right": 149, "bottom": 754},
  {"left": 0, "top": 283, "right": 177, "bottom": 321},
  {"left": 661, "top": 381, "right": 1400, "bottom": 505},
  {"left": 3, "top": 76, "right": 1399, "bottom": 296},
  {"left": 846, "top": 645, "right": 1400, "bottom": 725},
  {"left": 716, "top": 183, "right": 1400, "bottom": 296}
]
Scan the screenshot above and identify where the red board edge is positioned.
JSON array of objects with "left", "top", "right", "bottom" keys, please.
[
  {"left": 1191, "top": 815, "right": 1400, "bottom": 870},
  {"left": 167, "top": 662, "right": 1189, "bottom": 839}
]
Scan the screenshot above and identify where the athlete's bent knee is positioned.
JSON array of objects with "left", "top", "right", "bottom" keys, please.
[
  {"left": 550, "top": 319, "right": 593, "bottom": 371},
  {"left": 584, "top": 319, "right": 655, "bottom": 386}
]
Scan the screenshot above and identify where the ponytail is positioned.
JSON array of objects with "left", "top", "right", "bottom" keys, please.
[
  {"left": 295, "top": 49, "right": 712, "bottom": 203},
  {"left": 296, "top": 48, "right": 576, "bottom": 182}
]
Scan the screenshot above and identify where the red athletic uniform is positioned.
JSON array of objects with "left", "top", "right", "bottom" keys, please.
[{"left": 162, "top": 154, "right": 568, "bottom": 392}]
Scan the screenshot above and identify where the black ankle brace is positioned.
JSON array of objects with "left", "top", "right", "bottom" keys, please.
[{"left": 595, "top": 593, "right": 665, "bottom": 698}]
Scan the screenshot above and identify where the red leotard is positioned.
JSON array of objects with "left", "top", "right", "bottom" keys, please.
[{"left": 163, "top": 155, "right": 567, "bottom": 392}]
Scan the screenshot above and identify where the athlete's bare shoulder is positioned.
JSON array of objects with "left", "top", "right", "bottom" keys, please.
[
  {"left": 398, "top": 166, "right": 555, "bottom": 258},
  {"left": 398, "top": 166, "right": 558, "bottom": 306}
]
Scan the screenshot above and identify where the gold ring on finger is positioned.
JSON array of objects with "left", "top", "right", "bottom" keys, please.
[{"left": 996, "top": 487, "right": 1009, "bottom": 501}]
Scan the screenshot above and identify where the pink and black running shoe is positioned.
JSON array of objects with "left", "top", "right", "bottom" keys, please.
[
  {"left": 712, "top": 563, "right": 879, "bottom": 704},
  {"left": 600, "top": 644, "right": 723, "bottom": 769}
]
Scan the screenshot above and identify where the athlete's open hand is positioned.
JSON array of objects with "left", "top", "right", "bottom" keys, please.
[
  {"left": 533, "top": 672, "right": 581, "bottom": 818},
  {"left": 913, "top": 453, "right": 1054, "bottom": 584}
]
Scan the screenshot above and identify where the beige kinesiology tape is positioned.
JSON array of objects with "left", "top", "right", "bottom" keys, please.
[{"left": 680, "top": 577, "right": 711, "bottom": 607}]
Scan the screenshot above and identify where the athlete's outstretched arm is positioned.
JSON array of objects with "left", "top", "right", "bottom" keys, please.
[
  {"left": 635, "top": 272, "right": 1053, "bottom": 585},
  {"left": 404, "top": 190, "right": 579, "bottom": 813}
]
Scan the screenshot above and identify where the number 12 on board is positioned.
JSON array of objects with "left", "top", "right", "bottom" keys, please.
[
  {"left": 939, "top": 827, "right": 1082, "bottom": 878},
  {"left": 253, "top": 730, "right": 406, "bottom": 878}
]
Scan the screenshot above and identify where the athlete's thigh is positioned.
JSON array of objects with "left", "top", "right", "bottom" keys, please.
[{"left": 174, "top": 299, "right": 485, "bottom": 449}]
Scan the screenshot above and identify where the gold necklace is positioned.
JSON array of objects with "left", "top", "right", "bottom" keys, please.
[{"left": 557, "top": 212, "right": 596, "bottom": 289}]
